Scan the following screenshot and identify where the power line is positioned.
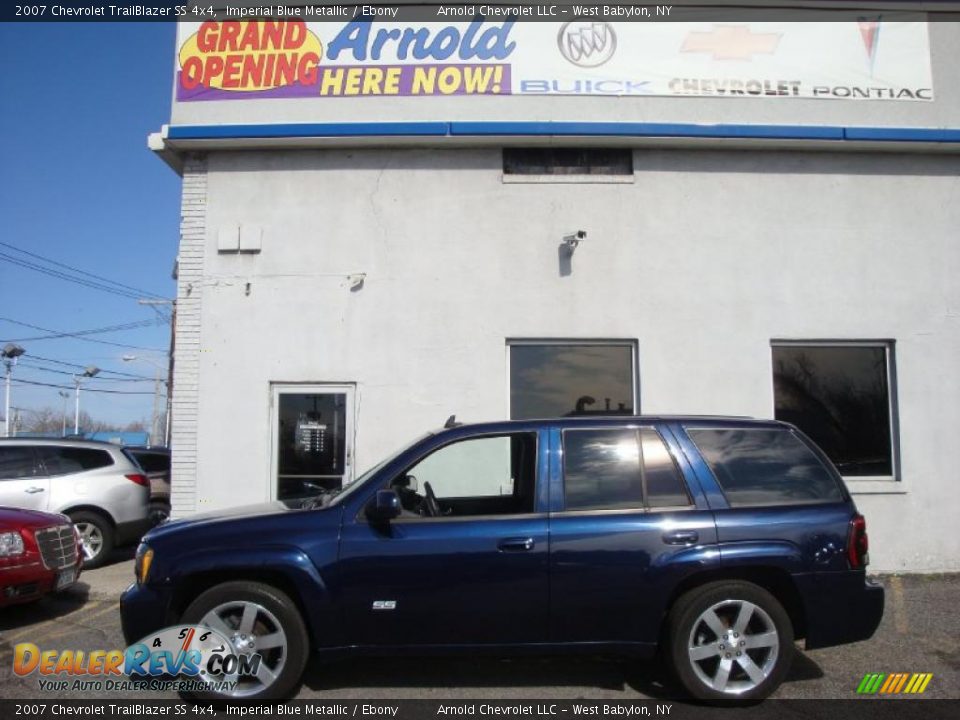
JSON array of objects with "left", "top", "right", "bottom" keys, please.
[
  {"left": 18, "top": 362, "right": 156, "bottom": 383},
  {"left": 4, "top": 319, "right": 160, "bottom": 342},
  {"left": 0, "top": 241, "right": 167, "bottom": 300},
  {"left": 24, "top": 354, "right": 156, "bottom": 380},
  {"left": 0, "top": 252, "right": 145, "bottom": 301},
  {"left": 11, "top": 378, "right": 160, "bottom": 396},
  {"left": 0, "top": 318, "right": 166, "bottom": 352}
]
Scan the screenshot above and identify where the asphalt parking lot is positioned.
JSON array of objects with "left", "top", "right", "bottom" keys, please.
[{"left": 0, "top": 561, "right": 957, "bottom": 701}]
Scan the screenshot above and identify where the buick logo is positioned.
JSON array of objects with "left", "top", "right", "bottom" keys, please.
[{"left": 557, "top": 22, "right": 618, "bottom": 67}]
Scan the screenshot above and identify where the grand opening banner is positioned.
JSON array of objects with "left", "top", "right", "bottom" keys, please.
[{"left": 175, "top": 18, "right": 934, "bottom": 103}]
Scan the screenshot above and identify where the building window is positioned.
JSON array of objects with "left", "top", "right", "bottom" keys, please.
[
  {"left": 771, "top": 342, "right": 897, "bottom": 478},
  {"left": 503, "top": 148, "right": 633, "bottom": 181},
  {"left": 509, "top": 341, "right": 637, "bottom": 420}
]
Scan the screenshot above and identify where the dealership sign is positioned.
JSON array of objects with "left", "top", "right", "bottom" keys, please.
[{"left": 175, "top": 19, "right": 933, "bottom": 102}]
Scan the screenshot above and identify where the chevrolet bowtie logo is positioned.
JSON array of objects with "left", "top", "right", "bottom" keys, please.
[{"left": 681, "top": 25, "right": 782, "bottom": 61}]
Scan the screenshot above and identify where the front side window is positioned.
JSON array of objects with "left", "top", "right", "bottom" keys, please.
[
  {"left": 563, "top": 427, "right": 690, "bottom": 511},
  {"left": 772, "top": 343, "right": 896, "bottom": 478},
  {"left": 0, "top": 446, "right": 39, "bottom": 480},
  {"left": 389, "top": 433, "right": 537, "bottom": 518},
  {"left": 687, "top": 427, "right": 844, "bottom": 507},
  {"left": 509, "top": 342, "right": 636, "bottom": 420}
]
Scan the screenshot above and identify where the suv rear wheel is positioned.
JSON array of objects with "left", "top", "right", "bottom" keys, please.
[
  {"left": 181, "top": 581, "right": 308, "bottom": 701},
  {"left": 69, "top": 511, "right": 114, "bottom": 569},
  {"left": 666, "top": 581, "right": 794, "bottom": 701}
]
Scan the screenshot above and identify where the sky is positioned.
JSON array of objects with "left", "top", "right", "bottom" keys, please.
[{"left": 0, "top": 23, "right": 181, "bottom": 433}]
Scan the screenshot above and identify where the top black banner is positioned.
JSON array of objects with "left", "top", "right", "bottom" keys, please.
[{"left": 3, "top": 1, "right": 960, "bottom": 23}]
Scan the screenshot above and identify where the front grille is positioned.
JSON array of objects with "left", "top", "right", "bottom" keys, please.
[{"left": 35, "top": 525, "right": 78, "bottom": 570}]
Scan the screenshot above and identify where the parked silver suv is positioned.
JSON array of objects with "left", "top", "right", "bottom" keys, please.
[{"left": 0, "top": 439, "right": 151, "bottom": 568}]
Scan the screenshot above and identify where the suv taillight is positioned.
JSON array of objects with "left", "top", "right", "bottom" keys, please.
[
  {"left": 847, "top": 514, "right": 869, "bottom": 569},
  {"left": 125, "top": 473, "right": 149, "bottom": 487}
]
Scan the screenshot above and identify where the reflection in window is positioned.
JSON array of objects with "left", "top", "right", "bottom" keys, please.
[
  {"left": 772, "top": 344, "right": 895, "bottom": 477},
  {"left": 510, "top": 343, "right": 635, "bottom": 420},
  {"left": 564, "top": 429, "right": 642, "bottom": 510},
  {"left": 641, "top": 428, "right": 690, "bottom": 508},
  {"left": 562, "top": 427, "right": 691, "bottom": 511},
  {"left": 688, "top": 428, "right": 843, "bottom": 507}
]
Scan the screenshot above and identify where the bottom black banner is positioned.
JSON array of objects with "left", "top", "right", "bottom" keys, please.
[{"left": 0, "top": 700, "right": 957, "bottom": 720}]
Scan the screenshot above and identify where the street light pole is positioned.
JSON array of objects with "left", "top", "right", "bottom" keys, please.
[
  {"left": 2, "top": 344, "right": 26, "bottom": 438},
  {"left": 123, "top": 354, "right": 170, "bottom": 446},
  {"left": 58, "top": 390, "right": 70, "bottom": 437},
  {"left": 73, "top": 366, "right": 100, "bottom": 435}
]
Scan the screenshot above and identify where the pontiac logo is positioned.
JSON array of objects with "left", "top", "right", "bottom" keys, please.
[
  {"left": 681, "top": 24, "right": 782, "bottom": 61},
  {"left": 557, "top": 22, "right": 617, "bottom": 67}
]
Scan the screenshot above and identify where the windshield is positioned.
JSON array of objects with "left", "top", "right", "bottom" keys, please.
[{"left": 310, "top": 432, "right": 433, "bottom": 509}]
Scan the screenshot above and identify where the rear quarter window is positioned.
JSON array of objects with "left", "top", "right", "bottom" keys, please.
[
  {"left": 39, "top": 447, "right": 114, "bottom": 476},
  {"left": 686, "top": 427, "right": 843, "bottom": 507}
]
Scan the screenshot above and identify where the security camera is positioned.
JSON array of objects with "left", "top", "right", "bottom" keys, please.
[{"left": 562, "top": 230, "right": 587, "bottom": 251}]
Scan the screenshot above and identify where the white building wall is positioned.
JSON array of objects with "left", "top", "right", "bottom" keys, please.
[{"left": 173, "top": 146, "right": 960, "bottom": 573}]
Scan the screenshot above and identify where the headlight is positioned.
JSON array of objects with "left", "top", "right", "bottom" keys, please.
[
  {"left": 134, "top": 544, "right": 154, "bottom": 585},
  {"left": 0, "top": 531, "right": 25, "bottom": 557}
]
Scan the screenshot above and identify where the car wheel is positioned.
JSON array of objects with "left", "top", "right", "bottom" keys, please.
[
  {"left": 181, "top": 581, "right": 309, "bottom": 701},
  {"left": 667, "top": 581, "right": 794, "bottom": 702},
  {"left": 69, "top": 511, "right": 114, "bottom": 569},
  {"left": 148, "top": 501, "right": 170, "bottom": 526}
]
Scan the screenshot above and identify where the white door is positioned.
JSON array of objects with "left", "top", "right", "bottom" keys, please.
[
  {"left": 0, "top": 445, "right": 50, "bottom": 511},
  {"left": 270, "top": 384, "right": 355, "bottom": 503}
]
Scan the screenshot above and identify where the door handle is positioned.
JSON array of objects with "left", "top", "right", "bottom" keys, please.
[
  {"left": 25, "top": 487, "right": 45, "bottom": 494},
  {"left": 662, "top": 530, "right": 698, "bottom": 546},
  {"left": 497, "top": 537, "right": 535, "bottom": 553}
]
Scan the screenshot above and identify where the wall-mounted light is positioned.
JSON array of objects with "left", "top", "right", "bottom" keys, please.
[{"left": 348, "top": 273, "right": 366, "bottom": 291}]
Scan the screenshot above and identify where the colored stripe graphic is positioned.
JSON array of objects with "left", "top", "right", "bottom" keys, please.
[{"left": 858, "top": 672, "right": 933, "bottom": 694}]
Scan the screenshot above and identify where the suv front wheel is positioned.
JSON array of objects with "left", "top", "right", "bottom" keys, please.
[
  {"left": 666, "top": 581, "right": 794, "bottom": 701},
  {"left": 181, "top": 581, "right": 309, "bottom": 701}
]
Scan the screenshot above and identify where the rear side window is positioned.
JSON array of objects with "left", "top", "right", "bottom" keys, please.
[
  {"left": 131, "top": 452, "right": 169, "bottom": 473},
  {"left": 0, "top": 446, "right": 39, "bottom": 480},
  {"left": 563, "top": 427, "right": 691, "bottom": 511},
  {"left": 38, "top": 447, "right": 114, "bottom": 476},
  {"left": 687, "top": 428, "right": 843, "bottom": 507}
]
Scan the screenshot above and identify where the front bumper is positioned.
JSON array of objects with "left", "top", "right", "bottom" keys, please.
[
  {"left": 0, "top": 554, "right": 83, "bottom": 607},
  {"left": 799, "top": 571, "right": 885, "bottom": 650},
  {"left": 120, "top": 582, "right": 174, "bottom": 644}
]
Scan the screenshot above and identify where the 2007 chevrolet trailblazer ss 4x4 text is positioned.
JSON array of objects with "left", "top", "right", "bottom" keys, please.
[{"left": 120, "top": 416, "right": 884, "bottom": 701}]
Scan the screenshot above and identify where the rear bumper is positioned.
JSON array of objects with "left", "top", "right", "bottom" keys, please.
[
  {"left": 798, "top": 571, "right": 885, "bottom": 650},
  {"left": 115, "top": 518, "right": 153, "bottom": 546}
]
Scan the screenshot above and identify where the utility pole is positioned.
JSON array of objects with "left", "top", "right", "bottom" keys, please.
[
  {"left": 2, "top": 344, "right": 25, "bottom": 438},
  {"left": 73, "top": 366, "right": 100, "bottom": 435}
]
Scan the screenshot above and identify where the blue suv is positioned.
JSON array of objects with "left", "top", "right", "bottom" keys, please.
[{"left": 121, "top": 417, "right": 883, "bottom": 701}]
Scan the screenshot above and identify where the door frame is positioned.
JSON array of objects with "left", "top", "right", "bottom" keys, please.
[{"left": 269, "top": 383, "right": 357, "bottom": 501}]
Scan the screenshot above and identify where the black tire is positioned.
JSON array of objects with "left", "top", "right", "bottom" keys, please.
[
  {"left": 69, "top": 510, "right": 114, "bottom": 569},
  {"left": 666, "top": 581, "right": 794, "bottom": 702},
  {"left": 148, "top": 500, "right": 170, "bottom": 527},
  {"left": 181, "top": 581, "right": 309, "bottom": 701}
]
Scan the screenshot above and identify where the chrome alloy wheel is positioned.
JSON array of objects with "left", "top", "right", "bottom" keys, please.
[
  {"left": 75, "top": 522, "right": 103, "bottom": 562},
  {"left": 200, "top": 600, "right": 288, "bottom": 698},
  {"left": 686, "top": 599, "right": 780, "bottom": 695}
]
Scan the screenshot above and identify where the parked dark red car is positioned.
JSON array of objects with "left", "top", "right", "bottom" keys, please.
[{"left": 0, "top": 507, "right": 83, "bottom": 607}]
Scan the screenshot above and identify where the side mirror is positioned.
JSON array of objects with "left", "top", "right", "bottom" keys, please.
[{"left": 366, "top": 489, "right": 402, "bottom": 523}]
